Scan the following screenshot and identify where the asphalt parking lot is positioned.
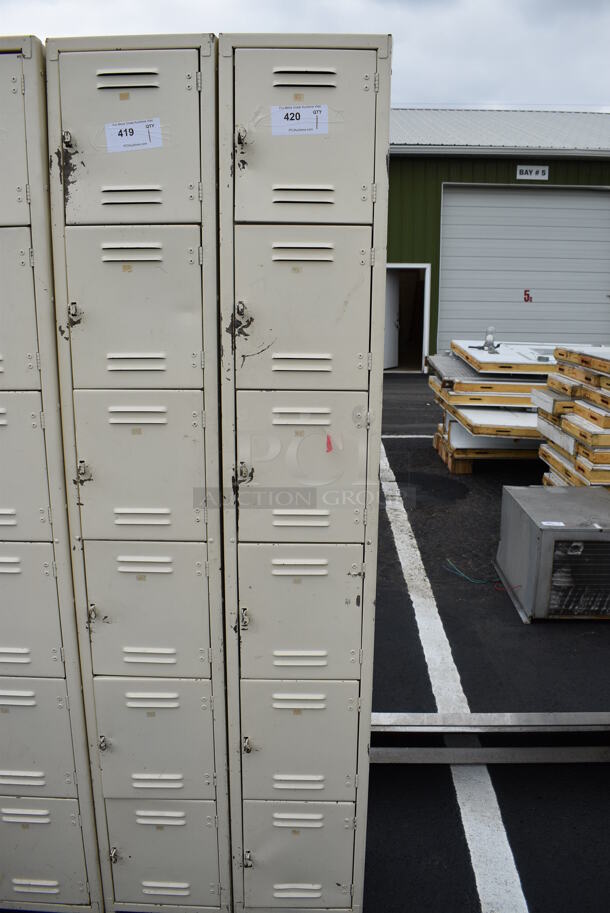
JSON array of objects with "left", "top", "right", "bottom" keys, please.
[{"left": 364, "top": 373, "right": 610, "bottom": 913}]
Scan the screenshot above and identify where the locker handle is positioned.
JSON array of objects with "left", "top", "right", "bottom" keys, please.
[
  {"left": 110, "top": 847, "right": 119, "bottom": 864},
  {"left": 244, "top": 850, "right": 253, "bottom": 868},
  {"left": 240, "top": 607, "right": 249, "bottom": 630},
  {"left": 242, "top": 736, "right": 253, "bottom": 754},
  {"left": 98, "top": 735, "right": 110, "bottom": 752}
]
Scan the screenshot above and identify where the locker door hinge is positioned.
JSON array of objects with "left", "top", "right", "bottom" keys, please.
[
  {"left": 200, "top": 350, "right": 205, "bottom": 369},
  {"left": 51, "top": 561, "right": 58, "bottom": 579},
  {"left": 201, "top": 410, "right": 206, "bottom": 428},
  {"left": 374, "top": 72, "right": 380, "bottom": 92},
  {"left": 207, "top": 646, "right": 213, "bottom": 663},
  {"left": 198, "top": 245, "right": 203, "bottom": 266},
  {"left": 47, "top": 505, "right": 53, "bottom": 525},
  {"left": 28, "top": 247, "right": 34, "bottom": 267},
  {"left": 35, "top": 352, "right": 41, "bottom": 371},
  {"left": 371, "top": 182, "right": 377, "bottom": 203},
  {"left": 59, "top": 646, "right": 65, "bottom": 663},
  {"left": 363, "top": 508, "right": 368, "bottom": 526},
  {"left": 370, "top": 247, "right": 376, "bottom": 267},
  {"left": 209, "top": 694, "right": 214, "bottom": 710},
  {"left": 367, "top": 352, "right": 373, "bottom": 371},
  {"left": 355, "top": 773, "right": 360, "bottom": 788},
  {"left": 196, "top": 71, "right": 202, "bottom": 91},
  {"left": 347, "top": 817, "right": 357, "bottom": 830},
  {"left": 359, "top": 648, "right": 364, "bottom": 665},
  {"left": 205, "top": 561, "right": 210, "bottom": 578},
  {"left": 197, "top": 182, "right": 203, "bottom": 201},
  {"left": 39, "top": 410, "right": 45, "bottom": 429},
  {"left": 25, "top": 184, "right": 31, "bottom": 203},
  {"left": 21, "top": 73, "right": 25, "bottom": 94},
  {"left": 72, "top": 769, "right": 78, "bottom": 786},
  {"left": 365, "top": 411, "right": 372, "bottom": 430}
]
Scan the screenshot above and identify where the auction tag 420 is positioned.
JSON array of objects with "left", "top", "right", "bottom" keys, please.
[{"left": 271, "top": 104, "right": 328, "bottom": 136}]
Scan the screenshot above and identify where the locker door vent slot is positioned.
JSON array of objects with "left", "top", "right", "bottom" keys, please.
[
  {"left": 0, "top": 647, "right": 31, "bottom": 665},
  {"left": 0, "top": 689, "right": 36, "bottom": 707},
  {"left": 0, "top": 408, "right": 7, "bottom": 426},
  {"left": 272, "top": 66, "right": 337, "bottom": 88},
  {"left": 271, "top": 242, "right": 334, "bottom": 262},
  {"left": 123, "top": 647, "right": 177, "bottom": 665},
  {"left": 135, "top": 809, "right": 186, "bottom": 825},
  {"left": 96, "top": 68, "right": 160, "bottom": 90},
  {"left": 117, "top": 554, "right": 173, "bottom": 573},
  {"left": 271, "top": 558, "right": 328, "bottom": 576},
  {"left": 141, "top": 881, "right": 191, "bottom": 898},
  {"left": 273, "top": 650, "right": 328, "bottom": 668},
  {"left": 101, "top": 186, "right": 162, "bottom": 206},
  {"left": 272, "top": 509, "right": 330, "bottom": 528},
  {"left": 272, "top": 353, "right": 332, "bottom": 373},
  {"left": 108, "top": 405, "right": 168, "bottom": 425},
  {"left": 271, "top": 407, "right": 331, "bottom": 426},
  {"left": 271, "top": 692, "right": 327, "bottom": 710},
  {"left": 273, "top": 884, "right": 323, "bottom": 899},
  {"left": 0, "top": 510, "right": 17, "bottom": 527},
  {"left": 0, "top": 770, "right": 45, "bottom": 788},
  {"left": 12, "top": 879, "right": 60, "bottom": 895},
  {"left": 132, "top": 772, "right": 184, "bottom": 789},
  {"left": 0, "top": 556, "right": 21, "bottom": 573},
  {"left": 125, "top": 690, "right": 180, "bottom": 709},
  {"left": 101, "top": 242, "right": 163, "bottom": 262},
  {"left": 1, "top": 806, "right": 50, "bottom": 824},
  {"left": 272, "top": 184, "right": 335, "bottom": 206},
  {"left": 114, "top": 508, "right": 172, "bottom": 527},
  {"left": 272, "top": 774, "right": 325, "bottom": 791},
  {"left": 107, "top": 354, "right": 168, "bottom": 373},
  {"left": 272, "top": 812, "right": 324, "bottom": 828}
]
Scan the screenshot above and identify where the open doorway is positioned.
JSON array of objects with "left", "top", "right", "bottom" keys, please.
[{"left": 385, "top": 264, "right": 430, "bottom": 372}]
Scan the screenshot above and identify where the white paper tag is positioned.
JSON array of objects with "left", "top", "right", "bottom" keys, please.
[
  {"left": 271, "top": 104, "right": 328, "bottom": 136},
  {"left": 105, "top": 118, "right": 163, "bottom": 153}
]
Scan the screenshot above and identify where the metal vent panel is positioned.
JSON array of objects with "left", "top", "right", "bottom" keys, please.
[{"left": 550, "top": 539, "right": 610, "bottom": 617}]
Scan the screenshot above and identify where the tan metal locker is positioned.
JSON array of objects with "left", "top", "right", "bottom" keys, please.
[
  {"left": 93, "top": 677, "right": 215, "bottom": 799},
  {"left": 0, "top": 392, "right": 51, "bottom": 541},
  {"left": 83, "top": 541, "right": 211, "bottom": 677},
  {"left": 0, "top": 677, "right": 76, "bottom": 797},
  {"left": 236, "top": 390, "right": 369, "bottom": 543},
  {"left": 0, "top": 543, "right": 64, "bottom": 677},
  {"left": 242, "top": 800, "right": 356, "bottom": 909},
  {"left": 238, "top": 543, "right": 364, "bottom": 680},
  {"left": 220, "top": 34, "right": 391, "bottom": 913},
  {"left": 64, "top": 225, "right": 204, "bottom": 388},
  {"left": 0, "top": 54, "right": 29, "bottom": 227},
  {"left": 105, "top": 799, "right": 220, "bottom": 906},
  {"left": 240, "top": 680, "right": 359, "bottom": 801},
  {"left": 48, "top": 34, "right": 230, "bottom": 913},
  {"left": 73, "top": 389, "right": 206, "bottom": 540},
  {"left": 0, "top": 798, "right": 90, "bottom": 904},
  {"left": 0, "top": 228, "right": 40, "bottom": 390},
  {"left": 57, "top": 49, "right": 201, "bottom": 225},
  {"left": 233, "top": 225, "right": 372, "bottom": 390},
  {"left": 234, "top": 48, "right": 377, "bottom": 224}
]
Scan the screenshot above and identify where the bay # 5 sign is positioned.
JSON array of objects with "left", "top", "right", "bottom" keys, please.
[{"left": 516, "top": 164, "right": 549, "bottom": 181}]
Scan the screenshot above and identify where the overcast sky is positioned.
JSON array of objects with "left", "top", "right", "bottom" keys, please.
[{"left": 3, "top": 0, "right": 610, "bottom": 110}]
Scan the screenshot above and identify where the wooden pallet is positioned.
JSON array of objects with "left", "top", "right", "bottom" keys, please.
[{"left": 434, "top": 429, "right": 538, "bottom": 475}]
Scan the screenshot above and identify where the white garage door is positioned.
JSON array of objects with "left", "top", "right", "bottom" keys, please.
[{"left": 437, "top": 186, "right": 610, "bottom": 353}]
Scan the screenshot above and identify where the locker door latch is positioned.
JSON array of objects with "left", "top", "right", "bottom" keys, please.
[
  {"left": 240, "top": 607, "right": 249, "bottom": 629},
  {"left": 98, "top": 735, "right": 110, "bottom": 752},
  {"left": 237, "top": 462, "right": 253, "bottom": 484},
  {"left": 242, "top": 736, "right": 253, "bottom": 754},
  {"left": 109, "top": 847, "right": 119, "bottom": 864},
  {"left": 77, "top": 460, "right": 93, "bottom": 484},
  {"left": 243, "top": 850, "right": 253, "bottom": 868},
  {"left": 236, "top": 126, "right": 248, "bottom": 148}
]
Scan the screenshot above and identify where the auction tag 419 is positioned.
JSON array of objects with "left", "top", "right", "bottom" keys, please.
[
  {"left": 105, "top": 117, "right": 163, "bottom": 153},
  {"left": 271, "top": 104, "right": 328, "bottom": 136}
]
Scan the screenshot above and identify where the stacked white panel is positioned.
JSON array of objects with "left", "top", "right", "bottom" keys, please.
[
  {"left": 219, "top": 35, "right": 391, "bottom": 913},
  {"left": 46, "top": 36, "right": 231, "bottom": 913},
  {"left": 0, "top": 37, "right": 102, "bottom": 913}
]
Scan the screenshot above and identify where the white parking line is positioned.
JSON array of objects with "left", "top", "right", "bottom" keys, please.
[
  {"left": 380, "top": 443, "right": 529, "bottom": 913},
  {"left": 382, "top": 433, "right": 434, "bottom": 439}
]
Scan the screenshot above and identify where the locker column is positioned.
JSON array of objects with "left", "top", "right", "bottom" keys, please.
[
  {"left": 0, "top": 36, "right": 103, "bottom": 913},
  {"left": 46, "top": 35, "right": 231, "bottom": 913},
  {"left": 219, "top": 34, "right": 391, "bottom": 913}
]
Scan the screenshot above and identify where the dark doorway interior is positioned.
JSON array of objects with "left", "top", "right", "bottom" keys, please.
[{"left": 385, "top": 267, "right": 426, "bottom": 371}]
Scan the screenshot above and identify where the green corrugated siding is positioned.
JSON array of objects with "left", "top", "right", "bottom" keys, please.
[{"left": 387, "top": 156, "right": 610, "bottom": 351}]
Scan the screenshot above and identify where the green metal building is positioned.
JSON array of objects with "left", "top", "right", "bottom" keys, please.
[{"left": 385, "top": 109, "right": 610, "bottom": 370}]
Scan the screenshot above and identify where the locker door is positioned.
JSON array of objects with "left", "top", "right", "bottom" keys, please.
[
  {"left": 234, "top": 48, "right": 377, "bottom": 224},
  {"left": 0, "top": 55, "right": 29, "bottom": 227},
  {"left": 94, "top": 677, "right": 215, "bottom": 798},
  {"left": 58, "top": 49, "right": 201, "bottom": 224},
  {"left": 65, "top": 226, "right": 204, "bottom": 389},
  {"left": 0, "top": 228, "right": 40, "bottom": 390},
  {"left": 84, "top": 541, "right": 211, "bottom": 677},
  {"left": 106, "top": 798, "right": 220, "bottom": 906},
  {"left": 243, "top": 800, "right": 355, "bottom": 909},
  {"left": 0, "top": 677, "right": 76, "bottom": 797},
  {"left": 0, "top": 543, "right": 63, "bottom": 677},
  {"left": 0, "top": 797, "right": 89, "bottom": 904},
  {"left": 236, "top": 391, "right": 368, "bottom": 543},
  {"left": 240, "top": 680, "right": 358, "bottom": 801},
  {"left": 0, "top": 393, "right": 50, "bottom": 542},
  {"left": 73, "top": 390, "right": 206, "bottom": 540},
  {"left": 234, "top": 225, "right": 372, "bottom": 390},
  {"left": 238, "top": 543, "right": 363, "bottom": 680}
]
